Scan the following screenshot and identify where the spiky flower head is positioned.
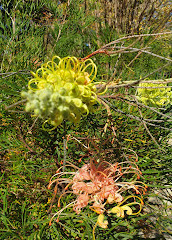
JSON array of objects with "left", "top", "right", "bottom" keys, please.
[
  {"left": 22, "top": 56, "right": 99, "bottom": 129},
  {"left": 48, "top": 156, "right": 146, "bottom": 227},
  {"left": 136, "top": 81, "right": 172, "bottom": 107}
]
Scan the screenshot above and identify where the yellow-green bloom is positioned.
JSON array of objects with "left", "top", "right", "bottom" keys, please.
[
  {"left": 108, "top": 195, "right": 143, "bottom": 218},
  {"left": 22, "top": 56, "right": 99, "bottom": 129},
  {"left": 97, "top": 214, "right": 108, "bottom": 229},
  {"left": 109, "top": 205, "right": 132, "bottom": 218},
  {"left": 136, "top": 81, "right": 172, "bottom": 106}
]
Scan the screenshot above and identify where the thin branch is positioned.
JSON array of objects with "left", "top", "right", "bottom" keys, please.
[
  {"left": 135, "top": 98, "right": 162, "bottom": 149},
  {"left": 63, "top": 121, "right": 67, "bottom": 172},
  {"left": 100, "top": 32, "right": 172, "bottom": 49},
  {"left": 5, "top": 99, "right": 27, "bottom": 110},
  {"left": 99, "top": 97, "right": 172, "bottom": 131},
  {"left": 144, "top": 119, "right": 172, "bottom": 123},
  {"left": 108, "top": 45, "right": 172, "bottom": 62},
  {"left": 0, "top": 70, "right": 30, "bottom": 75},
  {"left": 134, "top": 86, "right": 172, "bottom": 89},
  {"left": 115, "top": 32, "right": 163, "bottom": 78},
  {"left": 71, "top": 136, "right": 89, "bottom": 149},
  {"left": 96, "top": 79, "right": 172, "bottom": 92},
  {"left": 5, "top": 110, "right": 25, "bottom": 113},
  {"left": 82, "top": 37, "right": 141, "bottom": 60},
  {"left": 0, "top": 70, "right": 31, "bottom": 78},
  {"left": 102, "top": 95, "right": 172, "bottom": 120},
  {"left": 63, "top": 137, "right": 67, "bottom": 172},
  {"left": 120, "top": 79, "right": 172, "bottom": 84},
  {"left": 17, "top": 127, "right": 36, "bottom": 153},
  {"left": 102, "top": 62, "right": 171, "bottom": 89},
  {"left": 47, "top": 181, "right": 59, "bottom": 214},
  {"left": 130, "top": 96, "right": 172, "bottom": 119},
  {"left": 27, "top": 117, "right": 39, "bottom": 134},
  {"left": 107, "top": 42, "right": 124, "bottom": 84}
]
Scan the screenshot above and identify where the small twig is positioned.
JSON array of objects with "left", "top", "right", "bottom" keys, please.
[
  {"left": 63, "top": 137, "right": 67, "bottom": 172},
  {"left": 0, "top": 70, "right": 30, "bottom": 75},
  {"left": 104, "top": 95, "right": 171, "bottom": 118},
  {"left": 17, "top": 127, "right": 35, "bottom": 153},
  {"left": 83, "top": 37, "right": 141, "bottom": 61},
  {"left": 5, "top": 99, "right": 27, "bottom": 110},
  {"left": 98, "top": 97, "right": 118, "bottom": 141},
  {"left": 5, "top": 110, "right": 25, "bottom": 113},
  {"left": 97, "top": 43, "right": 124, "bottom": 94},
  {"left": 81, "top": 50, "right": 110, "bottom": 61},
  {"left": 125, "top": 34, "right": 160, "bottom": 68},
  {"left": 100, "top": 97, "right": 172, "bottom": 131},
  {"left": 131, "top": 96, "right": 172, "bottom": 119},
  {"left": 134, "top": 86, "right": 172, "bottom": 89},
  {"left": 101, "top": 32, "right": 172, "bottom": 49},
  {"left": 114, "top": 43, "right": 124, "bottom": 71},
  {"left": 71, "top": 136, "right": 89, "bottom": 149},
  {"left": 114, "top": 32, "right": 167, "bottom": 79},
  {"left": 120, "top": 79, "right": 172, "bottom": 84},
  {"left": 143, "top": 122, "right": 172, "bottom": 131},
  {"left": 135, "top": 98, "right": 162, "bottom": 149},
  {"left": 103, "top": 62, "right": 171, "bottom": 89},
  {"left": 106, "top": 45, "right": 172, "bottom": 63},
  {"left": 144, "top": 119, "right": 172, "bottom": 122},
  {"left": 27, "top": 117, "right": 39, "bottom": 134},
  {"left": 47, "top": 181, "right": 59, "bottom": 214},
  {"left": 0, "top": 70, "right": 31, "bottom": 78},
  {"left": 63, "top": 121, "right": 67, "bottom": 172}
]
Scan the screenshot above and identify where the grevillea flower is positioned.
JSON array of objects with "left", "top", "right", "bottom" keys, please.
[
  {"left": 108, "top": 195, "right": 143, "bottom": 218},
  {"left": 110, "top": 205, "right": 133, "bottom": 217},
  {"left": 136, "top": 81, "right": 172, "bottom": 106},
  {"left": 22, "top": 56, "right": 104, "bottom": 129},
  {"left": 48, "top": 156, "right": 147, "bottom": 227},
  {"left": 96, "top": 214, "right": 108, "bottom": 229}
]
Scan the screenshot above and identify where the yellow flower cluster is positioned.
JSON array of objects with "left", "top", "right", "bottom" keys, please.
[
  {"left": 96, "top": 196, "right": 143, "bottom": 229},
  {"left": 22, "top": 56, "right": 99, "bottom": 129},
  {"left": 136, "top": 81, "right": 172, "bottom": 106}
]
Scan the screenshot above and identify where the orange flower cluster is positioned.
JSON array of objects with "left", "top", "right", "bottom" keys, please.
[
  {"left": 72, "top": 162, "right": 123, "bottom": 214},
  {"left": 48, "top": 157, "right": 147, "bottom": 226}
]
